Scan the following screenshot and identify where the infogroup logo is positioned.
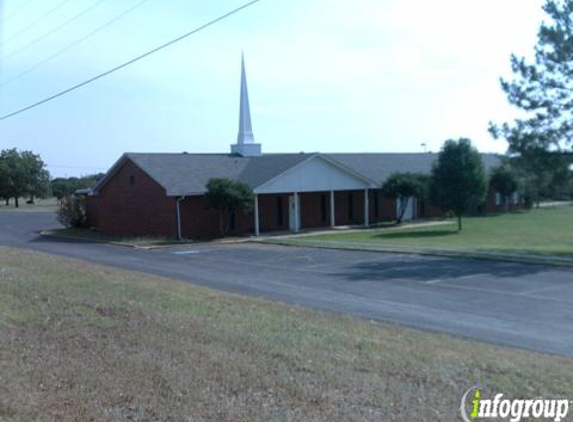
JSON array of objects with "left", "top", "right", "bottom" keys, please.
[{"left": 460, "top": 387, "right": 570, "bottom": 422}]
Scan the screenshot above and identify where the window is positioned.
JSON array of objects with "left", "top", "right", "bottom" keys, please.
[
  {"left": 129, "top": 175, "right": 135, "bottom": 187},
  {"left": 373, "top": 192, "right": 379, "bottom": 218},
  {"left": 229, "top": 208, "right": 236, "bottom": 231},
  {"left": 276, "top": 197, "right": 284, "bottom": 226},
  {"left": 348, "top": 192, "right": 354, "bottom": 220},
  {"left": 320, "top": 194, "right": 327, "bottom": 223}
]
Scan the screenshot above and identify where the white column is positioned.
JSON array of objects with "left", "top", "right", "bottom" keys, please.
[
  {"left": 254, "top": 194, "right": 260, "bottom": 236},
  {"left": 176, "top": 197, "right": 183, "bottom": 240},
  {"left": 330, "top": 190, "right": 335, "bottom": 228},
  {"left": 294, "top": 192, "right": 300, "bottom": 232},
  {"left": 364, "top": 189, "right": 369, "bottom": 227}
]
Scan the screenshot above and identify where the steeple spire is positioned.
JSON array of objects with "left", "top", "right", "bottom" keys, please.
[
  {"left": 231, "top": 54, "right": 262, "bottom": 157},
  {"left": 237, "top": 53, "right": 254, "bottom": 144}
]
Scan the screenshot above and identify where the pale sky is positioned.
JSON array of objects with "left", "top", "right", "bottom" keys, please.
[{"left": 0, "top": 0, "right": 545, "bottom": 177}]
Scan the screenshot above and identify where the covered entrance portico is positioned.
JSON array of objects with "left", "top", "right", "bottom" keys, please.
[{"left": 251, "top": 155, "right": 376, "bottom": 235}]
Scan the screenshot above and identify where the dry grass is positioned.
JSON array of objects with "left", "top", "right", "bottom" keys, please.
[{"left": 0, "top": 247, "right": 572, "bottom": 421}]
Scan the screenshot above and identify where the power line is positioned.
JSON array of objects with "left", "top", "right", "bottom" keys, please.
[
  {"left": 0, "top": 0, "right": 264, "bottom": 122},
  {"left": 0, "top": 0, "right": 151, "bottom": 87},
  {"left": 2, "top": 0, "right": 111, "bottom": 63},
  {"left": 1, "top": 0, "right": 74, "bottom": 47}
]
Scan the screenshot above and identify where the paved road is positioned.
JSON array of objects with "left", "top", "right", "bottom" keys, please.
[{"left": 1, "top": 211, "right": 573, "bottom": 357}]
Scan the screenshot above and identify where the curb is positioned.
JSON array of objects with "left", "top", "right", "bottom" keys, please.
[
  {"left": 39, "top": 230, "right": 252, "bottom": 250},
  {"left": 39, "top": 230, "right": 139, "bottom": 248},
  {"left": 256, "top": 239, "right": 573, "bottom": 268}
]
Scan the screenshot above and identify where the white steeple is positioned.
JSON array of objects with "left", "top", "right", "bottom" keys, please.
[{"left": 231, "top": 54, "right": 262, "bottom": 157}]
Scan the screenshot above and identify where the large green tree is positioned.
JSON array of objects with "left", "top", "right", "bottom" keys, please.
[
  {"left": 430, "top": 139, "right": 487, "bottom": 231},
  {"left": 0, "top": 149, "right": 29, "bottom": 208},
  {"left": 490, "top": 0, "right": 573, "bottom": 198},
  {"left": 205, "top": 178, "right": 254, "bottom": 235},
  {"left": 381, "top": 172, "right": 429, "bottom": 224},
  {"left": 0, "top": 149, "right": 50, "bottom": 207},
  {"left": 21, "top": 150, "right": 50, "bottom": 203}
]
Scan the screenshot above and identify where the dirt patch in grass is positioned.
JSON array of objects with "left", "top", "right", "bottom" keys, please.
[{"left": 0, "top": 248, "right": 571, "bottom": 421}]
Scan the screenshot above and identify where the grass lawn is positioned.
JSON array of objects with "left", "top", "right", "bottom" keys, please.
[
  {"left": 1, "top": 248, "right": 572, "bottom": 421},
  {"left": 308, "top": 206, "right": 573, "bottom": 257},
  {"left": 0, "top": 197, "right": 59, "bottom": 212}
]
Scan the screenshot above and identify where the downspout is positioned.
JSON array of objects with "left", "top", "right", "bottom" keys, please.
[{"left": 176, "top": 196, "right": 185, "bottom": 241}]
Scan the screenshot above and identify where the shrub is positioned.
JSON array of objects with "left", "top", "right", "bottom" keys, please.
[{"left": 57, "top": 196, "right": 86, "bottom": 228}]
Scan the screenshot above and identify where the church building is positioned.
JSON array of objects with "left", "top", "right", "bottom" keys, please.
[{"left": 85, "top": 57, "right": 504, "bottom": 239}]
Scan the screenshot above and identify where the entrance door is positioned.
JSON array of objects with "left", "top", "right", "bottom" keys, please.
[
  {"left": 397, "top": 197, "right": 417, "bottom": 221},
  {"left": 289, "top": 195, "right": 300, "bottom": 231}
]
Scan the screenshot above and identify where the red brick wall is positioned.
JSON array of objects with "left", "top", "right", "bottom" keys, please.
[
  {"left": 258, "top": 193, "right": 290, "bottom": 232},
  {"left": 300, "top": 192, "right": 331, "bottom": 229},
  {"left": 417, "top": 199, "right": 443, "bottom": 218},
  {"left": 87, "top": 167, "right": 525, "bottom": 239},
  {"left": 86, "top": 159, "right": 177, "bottom": 237},
  {"left": 332, "top": 190, "right": 365, "bottom": 226},
  {"left": 179, "top": 196, "right": 254, "bottom": 238}
]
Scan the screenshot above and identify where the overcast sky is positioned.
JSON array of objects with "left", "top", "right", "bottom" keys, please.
[{"left": 0, "top": 0, "right": 545, "bottom": 177}]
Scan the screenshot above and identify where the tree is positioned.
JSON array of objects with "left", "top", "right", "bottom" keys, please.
[
  {"left": 205, "top": 178, "right": 254, "bottom": 235},
  {"left": 430, "top": 138, "right": 487, "bottom": 231},
  {"left": 508, "top": 151, "right": 572, "bottom": 206},
  {"left": 490, "top": 0, "right": 573, "bottom": 192},
  {"left": 0, "top": 149, "right": 50, "bottom": 207},
  {"left": 0, "top": 159, "right": 10, "bottom": 205},
  {"left": 489, "top": 166, "right": 519, "bottom": 211},
  {"left": 0, "top": 149, "right": 28, "bottom": 208},
  {"left": 21, "top": 151, "right": 50, "bottom": 203},
  {"left": 381, "top": 172, "right": 429, "bottom": 224},
  {"left": 51, "top": 173, "right": 104, "bottom": 200}
]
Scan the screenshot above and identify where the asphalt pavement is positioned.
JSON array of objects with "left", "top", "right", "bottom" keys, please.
[{"left": 1, "top": 211, "right": 572, "bottom": 357}]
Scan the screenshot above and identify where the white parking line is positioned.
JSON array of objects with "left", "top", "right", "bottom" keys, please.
[
  {"left": 519, "top": 284, "right": 569, "bottom": 296},
  {"left": 173, "top": 249, "right": 212, "bottom": 255},
  {"left": 425, "top": 278, "right": 445, "bottom": 284}
]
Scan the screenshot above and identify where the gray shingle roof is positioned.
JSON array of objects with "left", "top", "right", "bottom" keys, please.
[
  {"left": 326, "top": 153, "right": 502, "bottom": 185},
  {"left": 96, "top": 151, "right": 503, "bottom": 196},
  {"left": 126, "top": 152, "right": 314, "bottom": 196}
]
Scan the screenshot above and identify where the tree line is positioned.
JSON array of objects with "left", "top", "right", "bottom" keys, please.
[{"left": 0, "top": 148, "right": 104, "bottom": 207}]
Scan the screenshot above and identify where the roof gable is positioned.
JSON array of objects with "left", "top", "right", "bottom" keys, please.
[{"left": 254, "top": 154, "right": 374, "bottom": 194}]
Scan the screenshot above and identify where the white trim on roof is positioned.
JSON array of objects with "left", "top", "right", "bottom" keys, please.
[{"left": 254, "top": 154, "right": 376, "bottom": 194}]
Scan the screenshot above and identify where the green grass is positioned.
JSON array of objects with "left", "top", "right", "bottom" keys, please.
[
  {"left": 0, "top": 247, "right": 572, "bottom": 421},
  {"left": 0, "top": 197, "right": 59, "bottom": 212},
  {"left": 308, "top": 206, "right": 573, "bottom": 257}
]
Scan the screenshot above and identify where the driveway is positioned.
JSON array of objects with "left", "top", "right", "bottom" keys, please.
[{"left": 1, "top": 211, "right": 573, "bottom": 357}]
